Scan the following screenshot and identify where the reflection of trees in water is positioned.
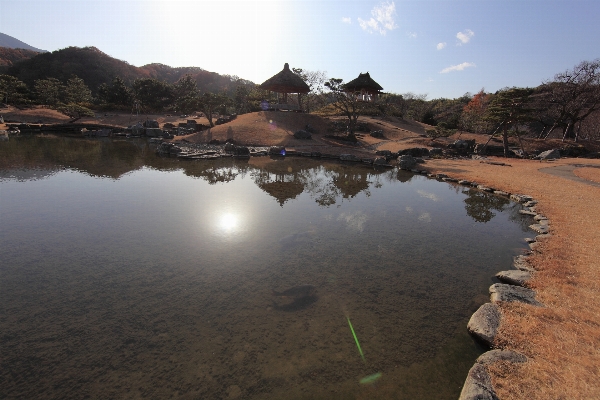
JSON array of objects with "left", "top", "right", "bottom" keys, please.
[
  {"left": 0, "top": 136, "right": 150, "bottom": 179},
  {"left": 4, "top": 137, "right": 404, "bottom": 207},
  {"left": 183, "top": 159, "right": 250, "bottom": 185},
  {"left": 333, "top": 168, "right": 371, "bottom": 199},
  {"left": 301, "top": 167, "right": 340, "bottom": 207},
  {"left": 506, "top": 201, "right": 533, "bottom": 232},
  {"left": 463, "top": 188, "right": 510, "bottom": 223}
]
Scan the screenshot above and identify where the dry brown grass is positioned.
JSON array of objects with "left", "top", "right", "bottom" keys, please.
[
  {"left": 425, "top": 157, "right": 600, "bottom": 399},
  {"left": 573, "top": 167, "right": 600, "bottom": 183}
]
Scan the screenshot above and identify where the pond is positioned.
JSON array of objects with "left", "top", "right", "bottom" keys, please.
[{"left": 0, "top": 137, "right": 531, "bottom": 399}]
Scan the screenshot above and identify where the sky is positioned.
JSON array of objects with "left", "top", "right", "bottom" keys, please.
[{"left": 1, "top": 0, "right": 599, "bottom": 99}]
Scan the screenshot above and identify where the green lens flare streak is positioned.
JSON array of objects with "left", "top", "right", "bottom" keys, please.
[{"left": 346, "top": 317, "right": 365, "bottom": 361}]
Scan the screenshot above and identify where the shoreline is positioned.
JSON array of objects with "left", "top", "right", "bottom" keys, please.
[{"left": 2, "top": 107, "right": 600, "bottom": 397}]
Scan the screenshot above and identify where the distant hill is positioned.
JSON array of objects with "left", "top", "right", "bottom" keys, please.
[
  {"left": 0, "top": 32, "right": 46, "bottom": 52},
  {"left": 6, "top": 46, "right": 254, "bottom": 95},
  {"left": 0, "top": 47, "right": 40, "bottom": 72}
]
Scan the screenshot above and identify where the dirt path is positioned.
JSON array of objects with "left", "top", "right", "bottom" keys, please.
[{"left": 539, "top": 163, "right": 600, "bottom": 187}]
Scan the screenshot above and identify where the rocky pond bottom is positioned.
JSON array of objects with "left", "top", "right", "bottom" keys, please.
[{"left": 0, "top": 138, "right": 532, "bottom": 399}]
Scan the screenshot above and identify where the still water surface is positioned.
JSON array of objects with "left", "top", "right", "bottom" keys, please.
[{"left": 0, "top": 137, "right": 530, "bottom": 399}]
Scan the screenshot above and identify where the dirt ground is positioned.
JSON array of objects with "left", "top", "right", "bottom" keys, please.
[{"left": 3, "top": 106, "right": 600, "bottom": 398}]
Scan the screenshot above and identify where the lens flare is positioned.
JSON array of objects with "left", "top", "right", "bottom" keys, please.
[{"left": 359, "top": 372, "right": 382, "bottom": 385}]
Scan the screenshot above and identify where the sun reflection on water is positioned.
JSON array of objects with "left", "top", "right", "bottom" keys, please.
[{"left": 218, "top": 213, "right": 239, "bottom": 232}]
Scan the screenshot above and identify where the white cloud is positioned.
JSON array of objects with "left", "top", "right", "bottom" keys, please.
[
  {"left": 418, "top": 212, "right": 432, "bottom": 223},
  {"left": 342, "top": 17, "right": 351, "bottom": 24},
  {"left": 358, "top": 1, "right": 397, "bottom": 35},
  {"left": 408, "top": 32, "right": 417, "bottom": 39},
  {"left": 337, "top": 212, "right": 368, "bottom": 232},
  {"left": 440, "top": 62, "right": 476, "bottom": 73},
  {"left": 456, "top": 29, "right": 474, "bottom": 44},
  {"left": 417, "top": 190, "right": 440, "bottom": 202},
  {"left": 436, "top": 42, "right": 447, "bottom": 50}
]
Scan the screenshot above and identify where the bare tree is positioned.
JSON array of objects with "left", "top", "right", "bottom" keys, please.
[
  {"left": 292, "top": 68, "right": 327, "bottom": 113},
  {"left": 324, "top": 78, "right": 366, "bottom": 140},
  {"left": 538, "top": 59, "right": 600, "bottom": 142}
]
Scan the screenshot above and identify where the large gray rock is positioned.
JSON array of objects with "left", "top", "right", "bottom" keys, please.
[
  {"left": 513, "top": 255, "right": 534, "bottom": 272},
  {"left": 373, "top": 157, "right": 388, "bottom": 166},
  {"left": 375, "top": 150, "right": 392, "bottom": 157},
  {"left": 489, "top": 283, "right": 542, "bottom": 306},
  {"left": 397, "top": 154, "right": 416, "bottom": 169},
  {"left": 510, "top": 194, "right": 534, "bottom": 203},
  {"left": 233, "top": 145, "right": 250, "bottom": 156},
  {"left": 145, "top": 128, "right": 163, "bottom": 137},
  {"left": 459, "top": 362, "right": 498, "bottom": 400},
  {"left": 429, "top": 147, "right": 443, "bottom": 157},
  {"left": 224, "top": 142, "right": 236, "bottom": 152},
  {"left": 340, "top": 154, "right": 359, "bottom": 162},
  {"left": 398, "top": 147, "right": 430, "bottom": 157},
  {"left": 452, "top": 139, "right": 475, "bottom": 150},
  {"left": 268, "top": 146, "right": 286, "bottom": 156},
  {"left": 495, "top": 270, "right": 532, "bottom": 287},
  {"left": 529, "top": 224, "right": 549, "bottom": 234},
  {"left": 467, "top": 303, "right": 501, "bottom": 347},
  {"left": 459, "top": 350, "right": 527, "bottom": 400},
  {"left": 143, "top": 120, "right": 159, "bottom": 128},
  {"left": 294, "top": 129, "right": 312, "bottom": 139},
  {"left": 537, "top": 149, "right": 561, "bottom": 160}
]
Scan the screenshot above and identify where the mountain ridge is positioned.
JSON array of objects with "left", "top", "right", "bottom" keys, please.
[
  {"left": 5, "top": 45, "right": 254, "bottom": 95},
  {"left": 0, "top": 32, "right": 46, "bottom": 52}
]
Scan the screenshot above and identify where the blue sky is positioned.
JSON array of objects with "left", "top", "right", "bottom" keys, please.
[{"left": 1, "top": 0, "right": 598, "bottom": 99}]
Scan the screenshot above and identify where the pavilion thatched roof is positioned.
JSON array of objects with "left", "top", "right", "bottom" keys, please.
[
  {"left": 259, "top": 63, "right": 310, "bottom": 94},
  {"left": 344, "top": 72, "right": 383, "bottom": 93}
]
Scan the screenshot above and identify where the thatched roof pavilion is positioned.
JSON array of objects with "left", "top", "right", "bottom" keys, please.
[
  {"left": 344, "top": 72, "right": 383, "bottom": 101},
  {"left": 259, "top": 63, "right": 310, "bottom": 108}
]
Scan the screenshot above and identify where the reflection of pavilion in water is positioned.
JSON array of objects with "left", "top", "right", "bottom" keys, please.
[
  {"left": 252, "top": 160, "right": 378, "bottom": 207},
  {"left": 252, "top": 163, "right": 306, "bottom": 206}
]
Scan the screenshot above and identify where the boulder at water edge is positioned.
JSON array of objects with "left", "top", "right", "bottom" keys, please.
[{"left": 467, "top": 303, "right": 501, "bottom": 347}]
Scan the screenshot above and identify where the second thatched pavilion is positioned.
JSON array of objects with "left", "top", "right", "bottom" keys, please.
[
  {"left": 344, "top": 72, "right": 383, "bottom": 102},
  {"left": 259, "top": 63, "right": 310, "bottom": 111}
]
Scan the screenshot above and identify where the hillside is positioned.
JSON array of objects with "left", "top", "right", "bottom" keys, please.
[
  {"left": 6, "top": 46, "right": 253, "bottom": 95},
  {"left": 0, "top": 47, "right": 40, "bottom": 72},
  {"left": 0, "top": 32, "right": 46, "bottom": 52}
]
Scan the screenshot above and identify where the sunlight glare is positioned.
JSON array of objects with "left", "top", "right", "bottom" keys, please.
[
  {"left": 219, "top": 212, "right": 239, "bottom": 232},
  {"left": 151, "top": 1, "right": 286, "bottom": 79}
]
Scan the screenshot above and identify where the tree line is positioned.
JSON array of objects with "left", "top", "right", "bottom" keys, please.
[{"left": 1, "top": 59, "right": 598, "bottom": 143}]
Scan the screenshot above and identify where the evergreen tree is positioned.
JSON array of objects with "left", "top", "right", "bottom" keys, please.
[
  {"left": 64, "top": 75, "right": 92, "bottom": 104},
  {"left": 98, "top": 77, "right": 133, "bottom": 106},
  {"left": 34, "top": 78, "right": 64, "bottom": 106},
  {"left": 132, "top": 78, "right": 173, "bottom": 112},
  {"left": 0, "top": 74, "right": 28, "bottom": 105},
  {"left": 486, "top": 87, "right": 533, "bottom": 157}
]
